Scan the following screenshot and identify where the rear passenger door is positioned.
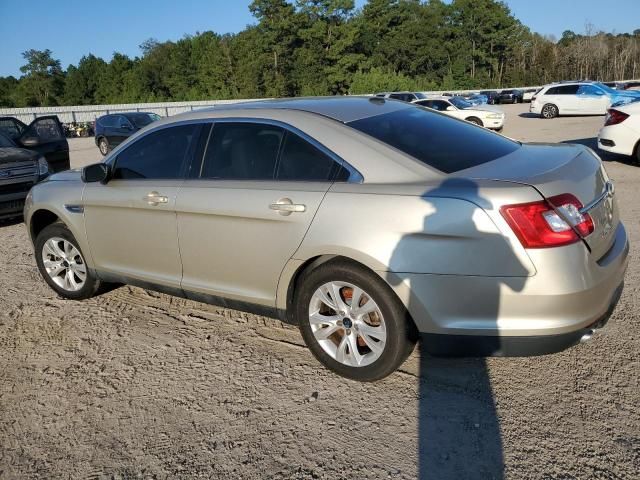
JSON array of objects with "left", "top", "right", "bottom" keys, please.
[
  {"left": 176, "top": 120, "right": 347, "bottom": 310},
  {"left": 553, "top": 85, "right": 580, "bottom": 113}
]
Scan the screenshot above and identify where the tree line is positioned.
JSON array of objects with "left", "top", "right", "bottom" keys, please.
[{"left": 1, "top": 0, "right": 639, "bottom": 108}]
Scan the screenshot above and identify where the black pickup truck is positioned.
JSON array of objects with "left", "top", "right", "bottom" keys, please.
[{"left": 0, "top": 116, "right": 69, "bottom": 221}]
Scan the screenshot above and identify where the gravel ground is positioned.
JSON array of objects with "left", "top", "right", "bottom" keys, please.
[{"left": 1, "top": 103, "right": 638, "bottom": 479}]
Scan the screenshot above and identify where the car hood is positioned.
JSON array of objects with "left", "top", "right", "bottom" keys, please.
[
  {"left": 463, "top": 105, "right": 503, "bottom": 114},
  {"left": 47, "top": 168, "right": 83, "bottom": 181},
  {"left": 0, "top": 147, "right": 38, "bottom": 165}
]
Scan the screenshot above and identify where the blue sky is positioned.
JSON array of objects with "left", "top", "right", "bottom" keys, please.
[{"left": 1, "top": 0, "right": 639, "bottom": 77}]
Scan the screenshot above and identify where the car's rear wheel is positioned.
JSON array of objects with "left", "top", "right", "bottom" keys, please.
[
  {"left": 35, "top": 223, "right": 102, "bottom": 300},
  {"left": 296, "top": 261, "right": 417, "bottom": 381},
  {"left": 541, "top": 103, "right": 559, "bottom": 119},
  {"left": 98, "top": 137, "right": 110, "bottom": 156},
  {"left": 466, "top": 117, "right": 483, "bottom": 127}
]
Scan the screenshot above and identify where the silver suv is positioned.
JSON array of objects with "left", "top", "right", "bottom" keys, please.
[{"left": 25, "top": 97, "right": 628, "bottom": 381}]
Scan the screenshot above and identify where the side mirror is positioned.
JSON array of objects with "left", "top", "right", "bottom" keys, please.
[
  {"left": 446, "top": 105, "right": 456, "bottom": 111},
  {"left": 82, "top": 162, "right": 111, "bottom": 184},
  {"left": 21, "top": 136, "right": 41, "bottom": 147}
]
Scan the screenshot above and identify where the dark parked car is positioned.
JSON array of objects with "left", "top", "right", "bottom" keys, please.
[
  {"left": 623, "top": 81, "right": 640, "bottom": 91},
  {"left": 479, "top": 90, "right": 500, "bottom": 104},
  {"left": 95, "top": 112, "right": 161, "bottom": 155},
  {"left": 496, "top": 89, "right": 524, "bottom": 104},
  {"left": 0, "top": 116, "right": 69, "bottom": 173},
  {"left": 0, "top": 131, "right": 53, "bottom": 220}
]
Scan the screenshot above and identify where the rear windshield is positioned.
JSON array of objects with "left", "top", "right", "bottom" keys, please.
[
  {"left": 347, "top": 108, "right": 520, "bottom": 174},
  {"left": 127, "top": 113, "right": 160, "bottom": 128}
]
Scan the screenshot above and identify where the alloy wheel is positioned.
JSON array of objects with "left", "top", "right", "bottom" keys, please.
[
  {"left": 41, "top": 237, "right": 87, "bottom": 292},
  {"left": 99, "top": 139, "right": 108, "bottom": 155},
  {"left": 309, "top": 281, "right": 387, "bottom": 368}
]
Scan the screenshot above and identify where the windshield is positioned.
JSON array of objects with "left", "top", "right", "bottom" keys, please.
[
  {"left": 127, "top": 113, "right": 161, "bottom": 128},
  {"left": 347, "top": 108, "right": 520, "bottom": 174},
  {"left": 414, "top": 92, "right": 427, "bottom": 100},
  {"left": 0, "top": 132, "right": 16, "bottom": 148},
  {"left": 449, "top": 96, "right": 473, "bottom": 109}
]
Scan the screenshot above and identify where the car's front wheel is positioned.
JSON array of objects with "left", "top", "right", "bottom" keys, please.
[
  {"left": 296, "top": 261, "right": 417, "bottom": 381},
  {"left": 35, "top": 223, "right": 102, "bottom": 300},
  {"left": 466, "top": 117, "right": 484, "bottom": 127}
]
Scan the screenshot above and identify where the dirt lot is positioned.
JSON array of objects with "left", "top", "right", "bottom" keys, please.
[{"left": 1, "top": 103, "right": 638, "bottom": 479}]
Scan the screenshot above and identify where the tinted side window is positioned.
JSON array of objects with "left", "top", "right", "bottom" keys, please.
[
  {"left": 276, "top": 132, "right": 337, "bottom": 181},
  {"left": 113, "top": 124, "right": 199, "bottom": 179},
  {"left": 200, "top": 123, "right": 284, "bottom": 180},
  {"left": 577, "top": 85, "right": 601, "bottom": 95},
  {"left": 348, "top": 108, "right": 520, "bottom": 174},
  {"left": 116, "top": 115, "right": 132, "bottom": 128},
  {"left": 557, "top": 85, "right": 580, "bottom": 95},
  {"left": 432, "top": 101, "right": 450, "bottom": 111}
]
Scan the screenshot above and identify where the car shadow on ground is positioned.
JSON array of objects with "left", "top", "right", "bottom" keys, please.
[
  {"left": 561, "top": 138, "right": 638, "bottom": 165},
  {"left": 386, "top": 178, "right": 531, "bottom": 479},
  {"left": 518, "top": 112, "right": 539, "bottom": 118}
]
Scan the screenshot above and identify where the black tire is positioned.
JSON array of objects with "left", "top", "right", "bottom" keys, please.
[
  {"left": 466, "top": 117, "right": 484, "bottom": 127},
  {"left": 295, "top": 260, "right": 417, "bottom": 382},
  {"left": 541, "top": 103, "right": 559, "bottom": 119},
  {"left": 98, "top": 137, "right": 110, "bottom": 156},
  {"left": 35, "top": 223, "right": 102, "bottom": 300},
  {"left": 635, "top": 141, "right": 640, "bottom": 164}
]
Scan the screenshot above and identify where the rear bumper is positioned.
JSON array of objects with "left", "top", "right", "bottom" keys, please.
[
  {"left": 597, "top": 124, "right": 638, "bottom": 156},
  {"left": 387, "top": 222, "right": 629, "bottom": 355},
  {"left": 421, "top": 281, "right": 623, "bottom": 357}
]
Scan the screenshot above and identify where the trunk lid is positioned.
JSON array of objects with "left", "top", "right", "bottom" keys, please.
[{"left": 459, "top": 143, "right": 618, "bottom": 259}]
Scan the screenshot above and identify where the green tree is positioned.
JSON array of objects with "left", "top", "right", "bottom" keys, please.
[
  {"left": 17, "top": 49, "right": 64, "bottom": 106},
  {"left": 63, "top": 54, "right": 107, "bottom": 105}
]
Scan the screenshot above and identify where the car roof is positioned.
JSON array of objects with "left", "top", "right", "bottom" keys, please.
[{"left": 199, "top": 96, "right": 411, "bottom": 123}]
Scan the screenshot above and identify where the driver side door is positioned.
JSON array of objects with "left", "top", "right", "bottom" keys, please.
[{"left": 83, "top": 122, "right": 202, "bottom": 289}]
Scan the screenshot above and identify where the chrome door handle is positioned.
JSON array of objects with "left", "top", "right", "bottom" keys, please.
[
  {"left": 144, "top": 191, "right": 168, "bottom": 205},
  {"left": 269, "top": 198, "right": 306, "bottom": 216}
]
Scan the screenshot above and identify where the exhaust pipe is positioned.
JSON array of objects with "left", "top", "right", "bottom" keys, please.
[{"left": 580, "top": 329, "right": 596, "bottom": 344}]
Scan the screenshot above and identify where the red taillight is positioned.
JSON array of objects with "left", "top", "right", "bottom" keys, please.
[
  {"left": 500, "top": 194, "right": 594, "bottom": 248},
  {"left": 604, "top": 109, "right": 629, "bottom": 126}
]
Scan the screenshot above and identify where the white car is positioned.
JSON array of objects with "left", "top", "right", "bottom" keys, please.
[
  {"left": 530, "top": 82, "right": 640, "bottom": 119},
  {"left": 413, "top": 96, "right": 505, "bottom": 130},
  {"left": 523, "top": 88, "right": 539, "bottom": 102},
  {"left": 597, "top": 100, "right": 640, "bottom": 161}
]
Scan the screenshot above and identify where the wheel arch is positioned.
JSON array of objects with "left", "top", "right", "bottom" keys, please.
[
  {"left": 30, "top": 208, "right": 61, "bottom": 241},
  {"left": 465, "top": 116, "right": 483, "bottom": 126},
  {"left": 279, "top": 254, "right": 419, "bottom": 333}
]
